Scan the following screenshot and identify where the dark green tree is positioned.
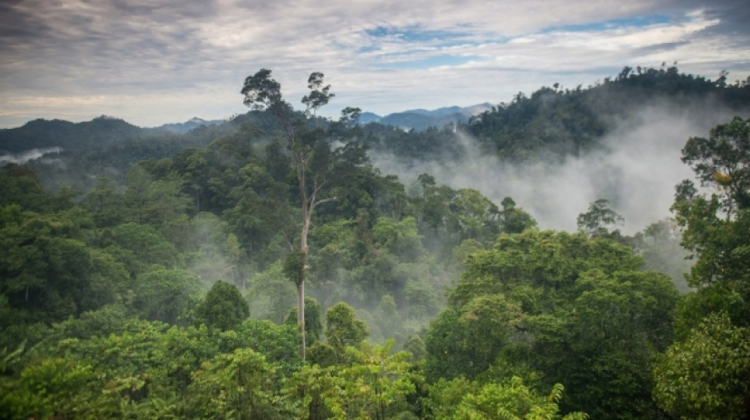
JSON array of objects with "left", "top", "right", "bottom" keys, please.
[
  {"left": 194, "top": 280, "right": 249, "bottom": 331},
  {"left": 499, "top": 196, "right": 537, "bottom": 234},
  {"left": 654, "top": 313, "right": 750, "bottom": 420},
  {"left": 577, "top": 198, "right": 624, "bottom": 238},
  {"left": 285, "top": 296, "right": 324, "bottom": 345},
  {"left": 325, "top": 302, "right": 370, "bottom": 356},
  {"left": 426, "top": 230, "right": 678, "bottom": 419},
  {"left": 133, "top": 269, "right": 201, "bottom": 325},
  {"left": 681, "top": 116, "right": 750, "bottom": 211},
  {"left": 654, "top": 117, "right": 750, "bottom": 419}
]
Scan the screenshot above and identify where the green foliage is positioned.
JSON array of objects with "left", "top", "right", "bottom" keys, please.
[
  {"left": 0, "top": 316, "right": 301, "bottom": 419},
  {"left": 79, "top": 177, "right": 126, "bottom": 227},
  {"left": 247, "top": 261, "right": 297, "bottom": 323},
  {"left": 0, "top": 206, "right": 129, "bottom": 326},
  {"left": 106, "top": 221, "right": 181, "bottom": 276},
  {"left": 285, "top": 296, "right": 324, "bottom": 345},
  {"left": 653, "top": 117, "right": 750, "bottom": 420},
  {"left": 576, "top": 198, "right": 624, "bottom": 239},
  {"left": 629, "top": 219, "right": 691, "bottom": 293},
  {"left": 452, "top": 238, "right": 485, "bottom": 266},
  {"left": 374, "top": 295, "right": 403, "bottom": 341},
  {"left": 0, "top": 357, "right": 98, "bottom": 420},
  {"left": 412, "top": 183, "right": 505, "bottom": 251},
  {"left": 223, "top": 320, "right": 303, "bottom": 375},
  {"left": 425, "top": 294, "right": 523, "bottom": 381},
  {"left": 0, "top": 164, "right": 62, "bottom": 212},
  {"left": 335, "top": 340, "right": 418, "bottom": 420},
  {"left": 681, "top": 116, "right": 750, "bottom": 210},
  {"left": 325, "top": 302, "right": 370, "bottom": 355},
  {"left": 448, "top": 376, "right": 588, "bottom": 420},
  {"left": 467, "top": 66, "right": 750, "bottom": 160},
  {"left": 499, "top": 197, "right": 538, "bottom": 234},
  {"left": 133, "top": 269, "right": 202, "bottom": 325},
  {"left": 426, "top": 229, "right": 679, "bottom": 419},
  {"left": 283, "top": 249, "right": 306, "bottom": 286},
  {"left": 5, "top": 67, "right": 746, "bottom": 420},
  {"left": 373, "top": 216, "right": 424, "bottom": 261},
  {"left": 123, "top": 165, "right": 192, "bottom": 234},
  {"left": 185, "top": 348, "right": 285, "bottom": 420},
  {"left": 194, "top": 280, "right": 249, "bottom": 331},
  {"left": 402, "top": 335, "right": 426, "bottom": 361},
  {"left": 672, "top": 173, "right": 750, "bottom": 326},
  {"left": 653, "top": 313, "right": 750, "bottom": 420},
  {"left": 292, "top": 340, "right": 418, "bottom": 420}
]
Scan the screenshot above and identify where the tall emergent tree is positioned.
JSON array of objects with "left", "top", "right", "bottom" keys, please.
[{"left": 241, "top": 69, "right": 365, "bottom": 357}]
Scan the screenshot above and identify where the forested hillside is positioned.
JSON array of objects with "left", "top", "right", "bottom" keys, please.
[
  {"left": 0, "top": 116, "right": 147, "bottom": 154},
  {"left": 1, "top": 67, "right": 749, "bottom": 419}
]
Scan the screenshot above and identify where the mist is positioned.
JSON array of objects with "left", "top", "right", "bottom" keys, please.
[
  {"left": 370, "top": 105, "right": 745, "bottom": 234},
  {"left": 0, "top": 147, "right": 62, "bottom": 165}
]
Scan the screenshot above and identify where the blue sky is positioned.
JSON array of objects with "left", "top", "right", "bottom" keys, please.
[{"left": 0, "top": 0, "right": 748, "bottom": 128}]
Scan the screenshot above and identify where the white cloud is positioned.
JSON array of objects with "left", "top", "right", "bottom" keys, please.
[{"left": 0, "top": 0, "right": 748, "bottom": 127}]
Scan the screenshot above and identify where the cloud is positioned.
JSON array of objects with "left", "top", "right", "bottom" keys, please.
[{"left": 0, "top": 0, "right": 748, "bottom": 127}]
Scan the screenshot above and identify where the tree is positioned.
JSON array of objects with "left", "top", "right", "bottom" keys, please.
[
  {"left": 194, "top": 280, "right": 249, "bottom": 331},
  {"left": 653, "top": 117, "right": 750, "bottom": 419},
  {"left": 335, "top": 340, "right": 417, "bottom": 420},
  {"left": 186, "top": 348, "right": 285, "bottom": 420},
  {"left": 417, "top": 173, "right": 436, "bottom": 197},
  {"left": 576, "top": 198, "right": 624, "bottom": 239},
  {"left": 653, "top": 313, "right": 750, "bottom": 420},
  {"left": 285, "top": 296, "right": 324, "bottom": 345},
  {"left": 291, "top": 340, "right": 418, "bottom": 420},
  {"left": 680, "top": 116, "right": 750, "bottom": 211},
  {"left": 133, "top": 269, "right": 202, "bottom": 325},
  {"left": 241, "top": 69, "right": 366, "bottom": 358},
  {"left": 499, "top": 197, "right": 537, "bottom": 234},
  {"left": 444, "top": 376, "right": 588, "bottom": 420},
  {"left": 325, "top": 302, "right": 369, "bottom": 357},
  {"left": 426, "top": 230, "right": 679, "bottom": 419}
]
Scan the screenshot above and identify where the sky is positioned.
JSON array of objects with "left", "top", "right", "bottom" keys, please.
[{"left": 1, "top": 0, "right": 749, "bottom": 128}]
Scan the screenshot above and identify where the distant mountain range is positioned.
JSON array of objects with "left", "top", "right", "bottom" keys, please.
[
  {"left": 0, "top": 104, "right": 494, "bottom": 158},
  {"left": 153, "top": 117, "right": 225, "bottom": 134},
  {"left": 359, "top": 103, "right": 493, "bottom": 130}
]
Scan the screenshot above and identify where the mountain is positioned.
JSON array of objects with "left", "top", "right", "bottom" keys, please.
[
  {"left": 402, "top": 103, "right": 493, "bottom": 117},
  {"left": 0, "top": 115, "right": 147, "bottom": 155},
  {"left": 0, "top": 104, "right": 489, "bottom": 157},
  {"left": 360, "top": 103, "right": 493, "bottom": 130},
  {"left": 358, "top": 112, "right": 382, "bottom": 124},
  {"left": 154, "top": 117, "right": 225, "bottom": 134},
  {"left": 467, "top": 66, "right": 750, "bottom": 159}
]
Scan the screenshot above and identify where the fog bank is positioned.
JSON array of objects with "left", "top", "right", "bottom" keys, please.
[
  {"left": 0, "top": 147, "right": 62, "bottom": 165},
  {"left": 371, "top": 106, "right": 746, "bottom": 234}
]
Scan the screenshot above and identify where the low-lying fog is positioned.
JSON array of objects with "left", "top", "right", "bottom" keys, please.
[
  {"left": 371, "top": 105, "right": 744, "bottom": 234},
  {"left": 0, "top": 147, "right": 62, "bottom": 165}
]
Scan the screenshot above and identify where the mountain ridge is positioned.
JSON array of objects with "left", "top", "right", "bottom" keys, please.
[{"left": 0, "top": 104, "right": 494, "bottom": 155}]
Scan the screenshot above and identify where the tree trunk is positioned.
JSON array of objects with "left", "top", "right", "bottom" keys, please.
[
  {"left": 297, "top": 204, "right": 312, "bottom": 359},
  {"left": 297, "top": 275, "right": 306, "bottom": 360}
]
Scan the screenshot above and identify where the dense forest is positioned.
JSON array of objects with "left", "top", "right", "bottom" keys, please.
[{"left": 1, "top": 66, "right": 749, "bottom": 419}]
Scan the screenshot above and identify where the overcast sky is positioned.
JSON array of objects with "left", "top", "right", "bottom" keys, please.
[{"left": 0, "top": 0, "right": 748, "bottom": 128}]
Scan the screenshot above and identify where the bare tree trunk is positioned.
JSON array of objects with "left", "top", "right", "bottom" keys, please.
[
  {"left": 297, "top": 198, "right": 313, "bottom": 359},
  {"left": 297, "top": 277, "right": 306, "bottom": 360}
]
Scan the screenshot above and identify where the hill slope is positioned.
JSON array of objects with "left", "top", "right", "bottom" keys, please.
[{"left": 0, "top": 116, "right": 148, "bottom": 154}]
